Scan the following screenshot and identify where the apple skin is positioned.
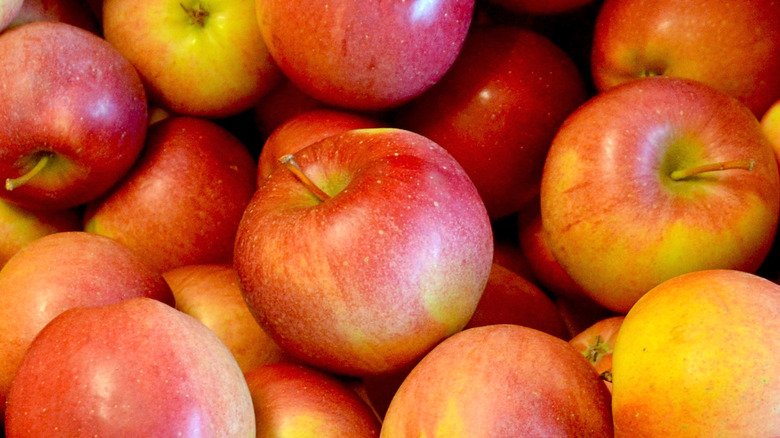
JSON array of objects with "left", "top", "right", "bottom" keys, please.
[
  {"left": 255, "top": 0, "right": 474, "bottom": 111},
  {"left": 0, "top": 231, "right": 175, "bottom": 417},
  {"left": 102, "top": 0, "right": 283, "bottom": 118},
  {"left": 253, "top": 78, "right": 331, "bottom": 138},
  {"left": 7, "top": 0, "right": 100, "bottom": 33},
  {"left": 162, "top": 264, "right": 290, "bottom": 373},
  {"left": 0, "top": 21, "right": 148, "bottom": 211},
  {"left": 234, "top": 128, "right": 493, "bottom": 376},
  {"left": 395, "top": 25, "right": 588, "bottom": 219},
  {"left": 760, "top": 98, "right": 780, "bottom": 164},
  {"left": 0, "top": 0, "right": 22, "bottom": 31},
  {"left": 540, "top": 76, "right": 780, "bottom": 313},
  {"left": 245, "top": 362, "right": 381, "bottom": 437},
  {"left": 258, "top": 109, "right": 384, "bottom": 184},
  {"left": 380, "top": 324, "right": 613, "bottom": 437},
  {"left": 84, "top": 116, "right": 258, "bottom": 274},
  {"left": 611, "top": 269, "right": 780, "bottom": 437},
  {"left": 568, "top": 315, "right": 625, "bottom": 392},
  {"left": 5, "top": 297, "right": 255, "bottom": 437},
  {"left": 591, "top": 0, "right": 780, "bottom": 118},
  {"left": 0, "top": 199, "right": 81, "bottom": 268}
]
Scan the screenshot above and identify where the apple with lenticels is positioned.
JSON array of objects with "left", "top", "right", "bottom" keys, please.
[
  {"left": 0, "top": 21, "right": 148, "bottom": 211},
  {"left": 234, "top": 128, "right": 493, "bottom": 376},
  {"left": 540, "top": 76, "right": 780, "bottom": 313}
]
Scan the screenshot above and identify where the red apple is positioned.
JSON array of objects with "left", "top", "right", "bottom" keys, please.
[
  {"left": 380, "top": 324, "right": 614, "bottom": 437},
  {"left": 540, "top": 76, "right": 780, "bottom": 313},
  {"left": 83, "top": 116, "right": 258, "bottom": 274},
  {"left": 102, "top": 0, "right": 282, "bottom": 118},
  {"left": 162, "top": 264, "right": 290, "bottom": 373},
  {"left": 0, "top": 199, "right": 81, "bottom": 268},
  {"left": 555, "top": 294, "right": 620, "bottom": 341},
  {"left": 492, "top": 239, "right": 536, "bottom": 282},
  {"left": 0, "top": 231, "right": 174, "bottom": 416},
  {"left": 395, "top": 25, "right": 588, "bottom": 219},
  {"left": 5, "top": 297, "right": 255, "bottom": 437},
  {"left": 591, "top": 0, "right": 780, "bottom": 117},
  {"left": 7, "top": 0, "right": 100, "bottom": 33},
  {"left": 234, "top": 128, "right": 493, "bottom": 376},
  {"left": 0, "top": 21, "right": 148, "bottom": 211},
  {"left": 0, "top": 0, "right": 22, "bottom": 31},
  {"left": 568, "top": 315, "right": 625, "bottom": 392},
  {"left": 255, "top": 0, "right": 474, "bottom": 110},
  {"left": 245, "top": 362, "right": 381, "bottom": 437},
  {"left": 253, "top": 78, "right": 331, "bottom": 138},
  {"left": 258, "top": 109, "right": 385, "bottom": 184}
]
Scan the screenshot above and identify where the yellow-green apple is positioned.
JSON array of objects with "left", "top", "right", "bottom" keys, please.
[
  {"left": 102, "top": 0, "right": 282, "bottom": 118},
  {"left": 568, "top": 315, "right": 625, "bottom": 392},
  {"left": 0, "top": 199, "right": 81, "bottom": 267},
  {"left": 0, "top": 22, "right": 148, "bottom": 211},
  {"left": 7, "top": 0, "right": 100, "bottom": 33},
  {"left": 464, "top": 263, "right": 569, "bottom": 339},
  {"left": 760, "top": 98, "right": 780, "bottom": 163},
  {"left": 380, "top": 324, "right": 613, "bottom": 437},
  {"left": 245, "top": 362, "right": 381, "bottom": 437},
  {"left": 5, "top": 297, "right": 255, "bottom": 437},
  {"left": 540, "top": 76, "right": 780, "bottom": 313},
  {"left": 255, "top": 0, "right": 474, "bottom": 111},
  {"left": 0, "top": 0, "right": 22, "bottom": 31},
  {"left": 234, "top": 128, "right": 493, "bottom": 376},
  {"left": 0, "top": 231, "right": 174, "bottom": 416},
  {"left": 591, "top": 0, "right": 780, "bottom": 117},
  {"left": 257, "top": 109, "right": 384, "bottom": 184},
  {"left": 395, "top": 25, "right": 588, "bottom": 219},
  {"left": 84, "top": 116, "right": 257, "bottom": 274},
  {"left": 162, "top": 264, "right": 289, "bottom": 373},
  {"left": 253, "top": 78, "right": 331, "bottom": 138},
  {"left": 611, "top": 269, "right": 780, "bottom": 437}
]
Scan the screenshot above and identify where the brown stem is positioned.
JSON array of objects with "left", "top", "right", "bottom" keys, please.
[
  {"left": 180, "top": 2, "right": 209, "bottom": 26},
  {"left": 669, "top": 158, "right": 755, "bottom": 181},
  {"left": 279, "top": 154, "right": 331, "bottom": 202},
  {"left": 6, "top": 153, "right": 52, "bottom": 191}
]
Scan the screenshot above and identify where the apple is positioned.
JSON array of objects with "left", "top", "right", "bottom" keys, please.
[
  {"left": 540, "top": 76, "right": 780, "bottom": 313},
  {"left": 234, "top": 128, "right": 493, "bottom": 376},
  {"left": 7, "top": 0, "right": 100, "bottom": 33},
  {"left": 0, "top": 0, "right": 21, "bottom": 31},
  {"left": 245, "top": 362, "right": 381, "bottom": 437},
  {"left": 102, "top": 0, "right": 283, "bottom": 118},
  {"left": 257, "top": 109, "right": 385, "bottom": 184},
  {"left": 380, "top": 324, "right": 613, "bottom": 437},
  {"left": 568, "top": 315, "right": 625, "bottom": 392},
  {"left": 611, "top": 269, "right": 780, "bottom": 436},
  {"left": 492, "top": 239, "right": 536, "bottom": 282},
  {"left": 5, "top": 297, "right": 255, "bottom": 437},
  {"left": 395, "top": 25, "right": 588, "bottom": 219},
  {"left": 0, "top": 21, "right": 148, "bottom": 211},
  {"left": 0, "top": 231, "right": 175, "bottom": 416},
  {"left": 162, "top": 264, "right": 290, "bottom": 373},
  {"left": 253, "top": 78, "right": 331, "bottom": 138},
  {"left": 255, "top": 0, "right": 474, "bottom": 111},
  {"left": 84, "top": 116, "right": 258, "bottom": 274},
  {"left": 591, "top": 0, "right": 780, "bottom": 117},
  {"left": 760, "top": 98, "right": 780, "bottom": 163}
]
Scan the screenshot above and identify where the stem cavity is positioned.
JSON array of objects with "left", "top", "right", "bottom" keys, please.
[
  {"left": 181, "top": 2, "right": 210, "bottom": 26},
  {"left": 279, "top": 154, "right": 331, "bottom": 202},
  {"left": 6, "top": 153, "right": 52, "bottom": 191}
]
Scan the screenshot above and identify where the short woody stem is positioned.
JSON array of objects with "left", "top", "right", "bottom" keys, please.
[
  {"left": 279, "top": 154, "right": 331, "bottom": 202},
  {"left": 669, "top": 159, "right": 755, "bottom": 181}
]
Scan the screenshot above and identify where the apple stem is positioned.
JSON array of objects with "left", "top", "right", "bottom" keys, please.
[
  {"left": 279, "top": 154, "right": 331, "bottom": 202},
  {"left": 180, "top": 2, "right": 209, "bottom": 26},
  {"left": 669, "top": 158, "right": 755, "bottom": 181},
  {"left": 5, "top": 153, "right": 52, "bottom": 191}
]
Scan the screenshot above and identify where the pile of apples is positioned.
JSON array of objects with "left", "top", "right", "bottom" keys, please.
[{"left": 2, "top": 0, "right": 780, "bottom": 436}]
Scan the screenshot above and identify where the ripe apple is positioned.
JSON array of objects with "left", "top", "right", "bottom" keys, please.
[
  {"left": 7, "top": 0, "right": 100, "bottom": 33},
  {"left": 0, "top": 0, "right": 22, "bottom": 31},
  {"left": 540, "top": 76, "right": 780, "bottom": 313},
  {"left": 102, "top": 0, "right": 283, "bottom": 118},
  {"left": 84, "top": 116, "right": 258, "bottom": 274},
  {"left": 5, "top": 297, "right": 255, "bottom": 437},
  {"left": 255, "top": 0, "right": 474, "bottom": 110},
  {"left": 257, "top": 109, "right": 385, "bottom": 184},
  {"left": 234, "top": 128, "right": 493, "bottom": 376},
  {"left": 245, "top": 362, "right": 381, "bottom": 437},
  {"left": 380, "top": 324, "right": 614, "bottom": 437},
  {"left": 395, "top": 25, "right": 588, "bottom": 219},
  {"left": 568, "top": 315, "right": 625, "bottom": 392},
  {"left": 760, "top": 98, "right": 780, "bottom": 162},
  {"left": 162, "top": 264, "right": 290, "bottom": 373},
  {"left": 0, "top": 231, "right": 175, "bottom": 416},
  {"left": 611, "top": 269, "right": 780, "bottom": 436},
  {"left": 0, "top": 21, "right": 148, "bottom": 211},
  {"left": 591, "top": 0, "right": 780, "bottom": 117},
  {"left": 253, "top": 78, "right": 331, "bottom": 138},
  {"left": 0, "top": 199, "right": 81, "bottom": 267}
]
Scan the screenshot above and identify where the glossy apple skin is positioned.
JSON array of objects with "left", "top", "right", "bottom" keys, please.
[
  {"left": 5, "top": 297, "right": 255, "bottom": 437},
  {"left": 612, "top": 270, "right": 780, "bottom": 437},
  {"left": 234, "top": 128, "right": 493, "bottom": 376},
  {"left": 540, "top": 76, "right": 780, "bottom": 313},
  {"left": 0, "top": 22, "right": 148, "bottom": 211},
  {"left": 0, "top": 0, "right": 22, "bottom": 30},
  {"left": 84, "top": 117, "right": 258, "bottom": 273},
  {"left": 380, "top": 324, "right": 613, "bottom": 437},
  {"left": 7, "top": 0, "right": 99, "bottom": 33},
  {"left": 0, "top": 231, "right": 175, "bottom": 416},
  {"left": 256, "top": 0, "right": 474, "bottom": 111},
  {"left": 591, "top": 0, "right": 780, "bottom": 117},
  {"left": 245, "top": 362, "right": 381, "bottom": 437},
  {"left": 102, "top": 0, "right": 282, "bottom": 118},
  {"left": 0, "top": 199, "right": 81, "bottom": 267},
  {"left": 163, "top": 264, "right": 289, "bottom": 373},
  {"left": 396, "top": 25, "right": 587, "bottom": 219}
]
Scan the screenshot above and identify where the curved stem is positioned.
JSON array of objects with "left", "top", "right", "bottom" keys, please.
[
  {"left": 6, "top": 153, "right": 52, "bottom": 191},
  {"left": 669, "top": 158, "right": 755, "bottom": 181},
  {"left": 279, "top": 154, "right": 331, "bottom": 202}
]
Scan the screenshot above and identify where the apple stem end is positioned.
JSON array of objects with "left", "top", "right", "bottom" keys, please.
[{"left": 279, "top": 154, "right": 331, "bottom": 202}]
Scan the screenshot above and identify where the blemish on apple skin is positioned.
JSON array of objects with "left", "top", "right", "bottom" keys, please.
[{"left": 433, "top": 201, "right": 440, "bottom": 207}]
